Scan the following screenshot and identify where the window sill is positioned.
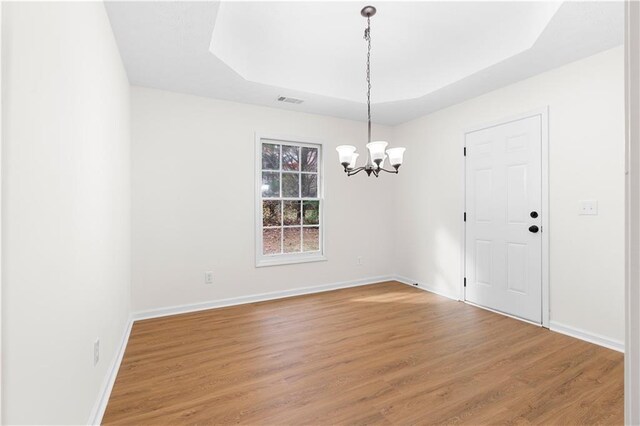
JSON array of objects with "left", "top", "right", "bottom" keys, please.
[{"left": 256, "top": 253, "right": 327, "bottom": 268}]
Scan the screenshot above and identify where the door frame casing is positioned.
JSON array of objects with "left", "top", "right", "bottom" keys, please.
[
  {"left": 625, "top": 0, "right": 640, "bottom": 422},
  {"left": 461, "top": 107, "right": 550, "bottom": 328}
]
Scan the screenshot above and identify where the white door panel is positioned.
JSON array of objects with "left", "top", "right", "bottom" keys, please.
[{"left": 465, "top": 115, "right": 542, "bottom": 323}]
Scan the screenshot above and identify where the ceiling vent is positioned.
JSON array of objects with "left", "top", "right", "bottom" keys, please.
[{"left": 277, "top": 96, "right": 304, "bottom": 104}]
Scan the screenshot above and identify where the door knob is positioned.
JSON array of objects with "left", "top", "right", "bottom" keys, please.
[{"left": 529, "top": 225, "right": 539, "bottom": 233}]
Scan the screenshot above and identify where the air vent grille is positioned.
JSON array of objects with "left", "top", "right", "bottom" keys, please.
[{"left": 277, "top": 96, "right": 304, "bottom": 104}]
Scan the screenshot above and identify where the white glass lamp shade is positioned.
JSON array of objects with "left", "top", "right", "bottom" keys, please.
[
  {"left": 386, "top": 147, "right": 406, "bottom": 167},
  {"left": 336, "top": 145, "right": 357, "bottom": 165},
  {"left": 366, "top": 141, "right": 388, "bottom": 164},
  {"left": 348, "top": 153, "right": 359, "bottom": 170}
]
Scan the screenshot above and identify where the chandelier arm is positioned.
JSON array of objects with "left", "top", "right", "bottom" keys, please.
[
  {"left": 378, "top": 167, "right": 399, "bottom": 174},
  {"left": 347, "top": 166, "right": 367, "bottom": 176}
]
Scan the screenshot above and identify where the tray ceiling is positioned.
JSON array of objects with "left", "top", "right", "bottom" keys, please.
[{"left": 105, "top": 1, "right": 623, "bottom": 125}]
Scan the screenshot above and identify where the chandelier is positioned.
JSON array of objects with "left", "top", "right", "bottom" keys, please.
[{"left": 336, "top": 5, "right": 406, "bottom": 177}]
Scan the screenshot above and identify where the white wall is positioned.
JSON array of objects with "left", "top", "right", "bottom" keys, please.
[
  {"left": 394, "top": 46, "right": 625, "bottom": 345},
  {"left": 2, "top": 2, "right": 131, "bottom": 424},
  {"left": 131, "top": 87, "right": 395, "bottom": 313}
]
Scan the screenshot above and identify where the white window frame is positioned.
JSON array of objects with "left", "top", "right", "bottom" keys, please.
[{"left": 255, "top": 133, "right": 326, "bottom": 267}]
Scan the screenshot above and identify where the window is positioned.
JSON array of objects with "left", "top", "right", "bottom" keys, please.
[{"left": 256, "top": 135, "right": 325, "bottom": 267}]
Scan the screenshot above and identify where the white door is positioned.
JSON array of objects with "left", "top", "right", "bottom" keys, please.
[{"left": 465, "top": 115, "right": 542, "bottom": 323}]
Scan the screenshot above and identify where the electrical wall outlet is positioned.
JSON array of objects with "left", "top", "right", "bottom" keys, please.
[
  {"left": 94, "top": 339, "right": 100, "bottom": 366},
  {"left": 579, "top": 200, "right": 598, "bottom": 215},
  {"left": 205, "top": 271, "right": 214, "bottom": 284},
  {"left": 356, "top": 256, "right": 363, "bottom": 266}
]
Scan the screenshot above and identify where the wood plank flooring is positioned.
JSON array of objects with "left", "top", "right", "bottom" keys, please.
[{"left": 103, "top": 281, "right": 623, "bottom": 425}]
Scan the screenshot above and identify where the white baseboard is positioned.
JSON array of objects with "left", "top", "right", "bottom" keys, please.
[
  {"left": 549, "top": 320, "right": 624, "bottom": 353},
  {"left": 394, "top": 275, "right": 460, "bottom": 301},
  {"left": 88, "top": 317, "right": 134, "bottom": 425},
  {"left": 133, "top": 275, "right": 395, "bottom": 321}
]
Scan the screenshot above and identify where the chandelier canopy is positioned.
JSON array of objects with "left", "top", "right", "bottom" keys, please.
[{"left": 336, "top": 5, "right": 406, "bottom": 177}]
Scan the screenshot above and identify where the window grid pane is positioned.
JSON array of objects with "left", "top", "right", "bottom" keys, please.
[
  {"left": 303, "top": 200, "right": 319, "bottom": 225},
  {"left": 283, "top": 201, "right": 301, "bottom": 226},
  {"left": 282, "top": 145, "right": 300, "bottom": 171},
  {"left": 303, "top": 227, "right": 320, "bottom": 252},
  {"left": 301, "top": 147, "right": 318, "bottom": 172},
  {"left": 263, "top": 228, "right": 281, "bottom": 255},
  {"left": 301, "top": 174, "right": 318, "bottom": 198},
  {"left": 260, "top": 140, "right": 322, "bottom": 259},
  {"left": 282, "top": 173, "right": 300, "bottom": 198},
  {"left": 262, "top": 143, "right": 280, "bottom": 171},
  {"left": 283, "top": 227, "right": 301, "bottom": 253},
  {"left": 262, "top": 200, "right": 281, "bottom": 227},
  {"left": 262, "top": 172, "right": 280, "bottom": 198}
]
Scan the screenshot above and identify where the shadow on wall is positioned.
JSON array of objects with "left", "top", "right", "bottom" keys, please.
[{"left": 434, "top": 227, "right": 462, "bottom": 296}]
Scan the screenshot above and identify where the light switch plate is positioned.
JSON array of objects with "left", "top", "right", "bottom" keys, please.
[{"left": 579, "top": 200, "right": 598, "bottom": 215}]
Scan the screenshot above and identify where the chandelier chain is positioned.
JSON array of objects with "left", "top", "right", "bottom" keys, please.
[{"left": 365, "top": 16, "right": 371, "bottom": 144}]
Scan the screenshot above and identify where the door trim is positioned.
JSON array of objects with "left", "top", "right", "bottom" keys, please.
[
  {"left": 625, "top": 0, "right": 640, "bottom": 422},
  {"left": 461, "top": 107, "right": 550, "bottom": 328}
]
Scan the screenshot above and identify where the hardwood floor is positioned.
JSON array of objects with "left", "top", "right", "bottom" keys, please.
[{"left": 103, "top": 281, "right": 623, "bottom": 425}]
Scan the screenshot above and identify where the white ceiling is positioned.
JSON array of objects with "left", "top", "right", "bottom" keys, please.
[
  {"left": 105, "top": 1, "right": 624, "bottom": 125},
  {"left": 210, "top": 2, "right": 561, "bottom": 103}
]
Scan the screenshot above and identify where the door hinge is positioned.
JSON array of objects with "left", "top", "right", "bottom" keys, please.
[
  {"left": 463, "top": 147, "right": 467, "bottom": 156},
  {"left": 464, "top": 212, "right": 466, "bottom": 222},
  {"left": 464, "top": 277, "right": 467, "bottom": 287}
]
